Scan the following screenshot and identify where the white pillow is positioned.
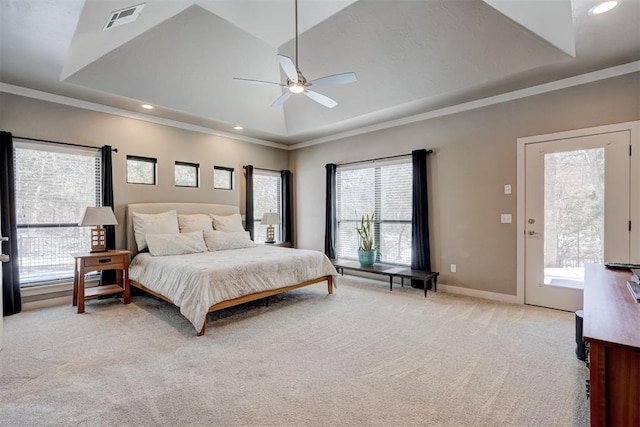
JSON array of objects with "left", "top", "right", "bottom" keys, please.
[
  {"left": 203, "top": 230, "right": 256, "bottom": 251},
  {"left": 210, "top": 213, "right": 244, "bottom": 232},
  {"left": 132, "top": 210, "right": 180, "bottom": 251},
  {"left": 146, "top": 231, "right": 207, "bottom": 256},
  {"left": 178, "top": 214, "right": 214, "bottom": 233}
]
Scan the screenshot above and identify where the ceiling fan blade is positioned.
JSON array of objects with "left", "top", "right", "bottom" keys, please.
[
  {"left": 309, "top": 72, "right": 357, "bottom": 87},
  {"left": 277, "top": 54, "right": 298, "bottom": 83},
  {"left": 304, "top": 90, "right": 338, "bottom": 108},
  {"left": 271, "top": 91, "right": 292, "bottom": 107},
  {"left": 233, "top": 77, "right": 285, "bottom": 87}
]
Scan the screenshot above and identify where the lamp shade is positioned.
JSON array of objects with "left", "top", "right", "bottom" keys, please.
[
  {"left": 80, "top": 207, "right": 118, "bottom": 226},
  {"left": 261, "top": 212, "right": 280, "bottom": 225}
]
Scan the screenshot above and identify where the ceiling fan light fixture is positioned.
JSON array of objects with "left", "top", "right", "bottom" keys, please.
[
  {"left": 588, "top": 0, "right": 622, "bottom": 15},
  {"left": 289, "top": 83, "right": 305, "bottom": 94}
]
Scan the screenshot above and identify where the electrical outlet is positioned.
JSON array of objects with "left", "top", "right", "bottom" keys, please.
[
  {"left": 504, "top": 184, "right": 512, "bottom": 195},
  {"left": 450, "top": 264, "right": 456, "bottom": 273},
  {"left": 501, "top": 214, "right": 512, "bottom": 224}
]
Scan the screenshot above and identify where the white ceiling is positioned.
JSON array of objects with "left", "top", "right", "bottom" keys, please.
[{"left": 1, "top": 0, "right": 639, "bottom": 145}]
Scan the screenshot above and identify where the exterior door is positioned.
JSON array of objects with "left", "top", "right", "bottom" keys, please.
[{"left": 524, "top": 131, "right": 630, "bottom": 311}]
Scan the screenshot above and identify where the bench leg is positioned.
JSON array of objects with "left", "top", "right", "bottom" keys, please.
[
  {"left": 424, "top": 278, "right": 428, "bottom": 298},
  {"left": 389, "top": 276, "right": 393, "bottom": 291}
]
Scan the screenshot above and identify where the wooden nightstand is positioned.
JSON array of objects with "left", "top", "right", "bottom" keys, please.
[
  {"left": 71, "top": 250, "right": 132, "bottom": 313},
  {"left": 264, "top": 242, "right": 292, "bottom": 248}
]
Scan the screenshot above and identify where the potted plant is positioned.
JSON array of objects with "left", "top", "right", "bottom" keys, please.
[{"left": 356, "top": 213, "right": 379, "bottom": 267}]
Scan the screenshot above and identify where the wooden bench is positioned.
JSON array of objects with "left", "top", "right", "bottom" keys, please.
[{"left": 332, "top": 259, "right": 438, "bottom": 297}]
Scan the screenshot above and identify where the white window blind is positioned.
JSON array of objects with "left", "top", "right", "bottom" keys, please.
[
  {"left": 253, "top": 171, "right": 282, "bottom": 243},
  {"left": 14, "top": 141, "right": 102, "bottom": 285},
  {"left": 336, "top": 160, "right": 412, "bottom": 265},
  {"left": 175, "top": 161, "right": 199, "bottom": 187}
]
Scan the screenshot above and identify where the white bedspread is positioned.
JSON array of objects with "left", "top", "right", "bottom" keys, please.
[{"left": 129, "top": 245, "right": 338, "bottom": 332}]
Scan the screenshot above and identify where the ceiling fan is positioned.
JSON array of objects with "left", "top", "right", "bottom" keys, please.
[{"left": 233, "top": 0, "right": 357, "bottom": 108}]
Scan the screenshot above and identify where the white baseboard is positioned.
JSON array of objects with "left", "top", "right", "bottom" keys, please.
[
  {"left": 438, "top": 283, "right": 519, "bottom": 304},
  {"left": 22, "top": 295, "right": 72, "bottom": 311}
]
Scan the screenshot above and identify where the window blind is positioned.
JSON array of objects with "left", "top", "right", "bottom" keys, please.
[
  {"left": 336, "top": 159, "right": 412, "bottom": 265},
  {"left": 253, "top": 171, "right": 282, "bottom": 243}
]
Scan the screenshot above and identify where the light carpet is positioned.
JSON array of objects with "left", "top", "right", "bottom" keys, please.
[{"left": 0, "top": 275, "right": 588, "bottom": 426}]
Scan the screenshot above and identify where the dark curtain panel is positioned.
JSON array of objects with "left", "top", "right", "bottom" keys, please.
[
  {"left": 244, "top": 165, "right": 254, "bottom": 240},
  {"left": 411, "top": 149, "right": 431, "bottom": 288},
  {"left": 281, "top": 170, "right": 294, "bottom": 245},
  {"left": 100, "top": 145, "right": 116, "bottom": 286},
  {"left": 1, "top": 131, "right": 21, "bottom": 316},
  {"left": 324, "top": 163, "right": 337, "bottom": 259}
]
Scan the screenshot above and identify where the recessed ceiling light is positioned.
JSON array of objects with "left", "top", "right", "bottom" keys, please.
[
  {"left": 234, "top": 126, "right": 244, "bottom": 130},
  {"left": 588, "top": 0, "right": 622, "bottom": 15},
  {"left": 141, "top": 104, "right": 154, "bottom": 110}
]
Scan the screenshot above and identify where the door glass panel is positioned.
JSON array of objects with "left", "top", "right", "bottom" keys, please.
[{"left": 544, "top": 148, "right": 604, "bottom": 287}]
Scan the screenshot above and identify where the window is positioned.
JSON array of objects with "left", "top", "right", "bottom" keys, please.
[
  {"left": 127, "top": 155, "right": 156, "bottom": 184},
  {"left": 214, "top": 166, "right": 233, "bottom": 190},
  {"left": 14, "top": 141, "right": 102, "bottom": 285},
  {"left": 253, "top": 171, "right": 282, "bottom": 243},
  {"left": 336, "top": 160, "right": 412, "bottom": 265},
  {"left": 175, "top": 161, "right": 199, "bottom": 187}
]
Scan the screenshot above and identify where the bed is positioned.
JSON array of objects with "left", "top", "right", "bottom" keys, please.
[{"left": 125, "top": 203, "right": 337, "bottom": 336}]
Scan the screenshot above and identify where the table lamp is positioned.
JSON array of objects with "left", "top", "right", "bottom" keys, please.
[
  {"left": 261, "top": 212, "right": 280, "bottom": 244},
  {"left": 80, "top": 207, "right": 118, "bottom": 252}
]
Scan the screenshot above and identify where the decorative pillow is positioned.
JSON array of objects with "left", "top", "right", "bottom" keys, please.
[
  {"left": 203, "top": 230, "right": 256, "bottom": 251},
  {"left": 210, "top": 213, "right": 244, "bottom": 232},
  {"left": 132, "top": 210, "right": 180, "bottom": 251},
  {"left": 146, "top": 231, "right": 207, "bottom": 256},
  {"left": 178, "top": 214, "right": 214, "bottom": 233}
]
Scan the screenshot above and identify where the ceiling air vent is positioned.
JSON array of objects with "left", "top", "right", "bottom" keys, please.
[{"left": 103, "top": 3, "right": 146, "bottom": 30}]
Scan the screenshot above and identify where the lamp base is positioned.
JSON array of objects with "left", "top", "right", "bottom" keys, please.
[
  {"left": 266, "top": 225, "right": 275, "bottom": 244},
  {"left": 90, "top": 227, "right": 107, "bottom": 252}
]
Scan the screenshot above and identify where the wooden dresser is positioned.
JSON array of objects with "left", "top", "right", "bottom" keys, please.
[{"left": 583, "top": 264, "right": 640, "bottom": 426}]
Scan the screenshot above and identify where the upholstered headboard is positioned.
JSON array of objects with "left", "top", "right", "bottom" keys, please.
[{"left": 126, "top": 202, "right": 240, "bottom": 255}]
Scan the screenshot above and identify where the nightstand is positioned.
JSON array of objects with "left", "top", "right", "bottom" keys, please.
[
  {"left": 264, "top": 242, "right": 292, "bottom": 248},
  {"left": 71, "top": 250, "right": 132, "bottom": 313}
]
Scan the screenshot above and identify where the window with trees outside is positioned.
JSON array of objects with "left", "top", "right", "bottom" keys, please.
[
  {"left": 14, "top": 141, "right": 101, "bottom": 285},
  {"left": 175, "top": 161, "right": 199, "bottom": 187},
  {"left": 336, "top": 160, "right": 412, "bottom": 265},
  {"left": 213, "top": 166, "right": 233, "bottom": 190},
  {"left": 253, "top": 171, "right": 281, "bottom": 243},
  {"left": 127, "top": 155, "right": 156, "bottom": 184}
]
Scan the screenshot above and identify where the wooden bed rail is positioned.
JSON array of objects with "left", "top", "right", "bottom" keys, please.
[{"left": 130, "top": 275, "right": 333, "bottom": 336}]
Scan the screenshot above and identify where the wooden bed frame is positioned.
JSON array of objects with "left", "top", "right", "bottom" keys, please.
[{"left": 126, "top": 202, "right": 334, "bottom": 336}]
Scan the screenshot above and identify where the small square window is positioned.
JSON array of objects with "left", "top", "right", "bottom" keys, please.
[
  {"left": 127, "top": 155, "right": 157, "bottom": 185},
  {"left": 214, "top": 166, "right": 233, "bottom": 190},
  {"left": 175, "top": 161, "right": 199, "bottom": 187}
]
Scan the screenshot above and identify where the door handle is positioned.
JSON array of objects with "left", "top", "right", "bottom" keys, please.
[{"left": 528, "top": 230, "right": 541, "bottom": 236}]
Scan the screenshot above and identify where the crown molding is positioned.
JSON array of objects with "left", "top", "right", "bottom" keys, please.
[
  {"left": 0, "top": 83, "right": 289, "bottom": 150},
  {"left": 289, "top": 61, "right": 640, "bottom": 150}
]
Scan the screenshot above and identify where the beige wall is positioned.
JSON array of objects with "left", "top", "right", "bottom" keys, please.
[
  {"left": 290, "top": 73, "right": 640, "bottom": 296},
  {"left": 0, "top": 93, "right": 289, "bottom": 248},
  {"left": 2, "top": 74, "right": 638, "bottom": 297}
]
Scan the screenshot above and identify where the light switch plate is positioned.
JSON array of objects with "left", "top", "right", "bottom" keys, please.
[
  {"left": 504, "top": 184, "right": 512, "bottom": 195},
  {"left": 501, "top": 214, "right": 512, "bottom": 223}
]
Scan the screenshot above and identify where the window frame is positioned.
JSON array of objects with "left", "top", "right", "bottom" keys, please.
[
  {"left": 126, "top": 155, "right": 157, "bottom": 185},
  {"left": 13, "top": 140, "right": 102, "bottom": 286},
  {"left": 252, "top": 170, "right": 283, "bottom": 244},
  {"left": 336, "top": 158, "right": 413, "bottom": 266},
  {"left": 213, "top": 165, "right": 234, "bottom": 190},
  {"left": 174, "top": 161, "right": 200, "bottom": 188}
]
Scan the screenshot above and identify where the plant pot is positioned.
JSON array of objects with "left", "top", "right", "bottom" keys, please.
[{"left": 358, "top": 249, "right": 376, "bottom": 267}]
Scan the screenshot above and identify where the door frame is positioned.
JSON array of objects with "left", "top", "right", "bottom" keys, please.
[{"left": 516, "top": 120, "right": 640, "bottom": 305}]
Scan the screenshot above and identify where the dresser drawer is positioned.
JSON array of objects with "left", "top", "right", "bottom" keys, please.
[{"left": 83, "top": 255, "right": 124, "bottom": 269}]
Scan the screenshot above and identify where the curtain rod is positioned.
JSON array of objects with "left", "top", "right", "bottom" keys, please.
[
  {"left": 338, "top": 149, "right": 432, "bottom": 167},
  {"left": 243, "top": 165, "right": 282, "bottom": 173},
  {"left": 14, "top": 136, "right": 118, "bottom": 152}
]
